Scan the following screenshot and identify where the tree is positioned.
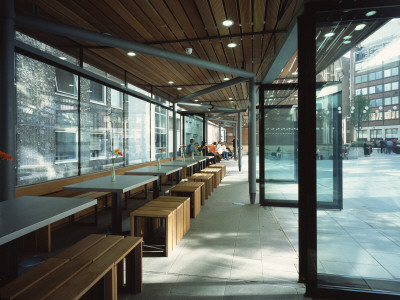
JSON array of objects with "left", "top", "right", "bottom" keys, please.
[{"left": 347, "top": 95, "right": 371, "bottom": 141}]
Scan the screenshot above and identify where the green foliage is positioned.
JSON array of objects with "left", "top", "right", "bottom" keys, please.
[
  {"left": 347, "top": 95, "right": 371, "bottom": 140},
  {"left": 350, "top": 140, "right": 365, "bottom": 147}
]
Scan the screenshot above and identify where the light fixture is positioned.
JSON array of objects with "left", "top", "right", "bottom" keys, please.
[
  {"left": 343, "top": 35, "right": 352, "bottom": 40},
  {"left": 59, "top": 56, "right": 67, "bottom": 60},
  {"left": 194, "top": 99, "right": 199, "bottom": 102},
  {"left": 355, "top": 24, "right": 366, "bottom": 31},
  {"left": 120, "top": 83, "right": 125, "bottom": 86},
  {"left": 324, "top": 32, "right": 335, "bottom": 38},
  {"left": 69, "top": 84, "right": 74, "bottom": 87},
  {"left": 365, "top": 106, "right": 369, "bottom": 110},
  {"left": 227, "top": 42, "right": 237, "bottom": 48},
  {"left": 351, "top": 106, "right": 355, "bottom": 110},
  {"left": 363, "top": 110, "right": 366, "bottom": 113},
  {"left": 127, "top": 51, "right": 136, "bottom": 56},
  {"left": 222, "top": 20, "right": 234, "bottom": 27},
  {"left": 168, "top": 81, "right": 174, "bottom": 84},
  {"left": 365, "top": 10, "right": 377, "bottom": 17},
  {"left": 292, "top": 71, "right": 298, "bottom": 75},
  {"left": 177, "top": 87, "right": 182, "bottom": 90},
  {"left": 394, "top": 106, "right": 397, "bottom": 110},
  {"left": 338, "top": 107, "right": 342, "bottom": 110},
  {"left": 379, "top": 106, "right": 383, "bottom": 110},
  {"left": 229, "top": 97, "right": 233, "bottom": 100},
  {"left": 375, "top": 109, "right": 379, "bottom": 113},
  {"left": 223, "top": 77, "right": 230, "bottom": 81},
  {"left": 343, "top": 41, "right": 351, "bottom": 44}
]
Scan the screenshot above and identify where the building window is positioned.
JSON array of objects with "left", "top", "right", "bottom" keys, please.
[
  {"left": 376, "top": 98, "right": 383, "bottom": 107},
  {"left": 384, "top": 110, "right": 399, "bottom": 120},
  {"left": 370, "top": 111, "right": 383, "bottom": 121},
  {"left": 355, "top": 89, "right": 361, "bottom": 96},
  {"left": 384, "top": 67, "right": 399, "bottom": 78},
  {"left": 111, "top": 88, "right": 123, "bottom": 109},
  {"left": 368, "top": 72, "right": 376, "bottom": 81},
  {"left": 385, "top": 96, "right": 399, "bottom": 105},
  {"left": 386, "top": 128, "right": 398, "bottom": 139},
  {"left": 358, "top": 130, "right": 367, "bottom": 139},
  {"left": 370, "top": 129, "right": 382, "bottom": 139},
  {"left": 56, "top": 131, "right": 78, "bottom": 162},
  {"left": 90, "top": 81, "right": 106, "bottom": 104},
  {"left": 55, "top": 68, "right": 78, "bottom": 96},
  {"left": 370, "top": 99, "right": 376, "bottom": 107},
  {"left": 362, "top": 87, "right": 368, "bottom": 95},
  {"left": 369, "top": 86, "right": 375, "bottom": 94},
  {"left": 90, "top": 132, "right": 106, "bottom": 159}
]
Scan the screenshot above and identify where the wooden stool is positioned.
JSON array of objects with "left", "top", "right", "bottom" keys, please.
[
  {"left": 208, "top": 164, "right": 226, "bottom": 178},
  {"left": 130, "top": 207, "right": 176, "bottom": 256},
  {"left": 200, "top": 168, "right": 221, "bottom": 187},
  {"left": 155, "top": 196, "right": 190, "bottom": 235},
  {"left": 176, "top": 181, "right": 205, "bottom": 205},
  {"left": 169, "top": 184, "right": 201, "bottom": 218},
  {"left": 142, "top": 200, "right": 184, "bottom": 241},
  {"left": 188, "top": 173, "right": 213, "bottom": 198}
]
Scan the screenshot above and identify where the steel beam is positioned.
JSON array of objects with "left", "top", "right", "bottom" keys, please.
[
  {"left": 175, "top": 77, "right": 249, "bottom": 103},
  {"left": 0, "top": 0, "right": 15, "bottom": 203},
  {"left": 16, "top": 14, "right": 255, "bottom": 79},
  {"left": 238, "top": 112, "right": 242, "bottom": 172},
  {"left": 248, "top": 77, "right": 257, "bottom": 204},
  {"left": 173, "top": 103, "right": 177, "bottom": 160}
]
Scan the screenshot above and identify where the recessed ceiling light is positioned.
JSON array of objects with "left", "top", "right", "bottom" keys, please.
[
  {"left": 229, "top": 97, "right": 233, "bottom": 100},
  {"left": 194, "top": 99, "right": 199, "bottom": 102},
  {"left": 365, "top": 10, "right": 377, "bottom": 17},
  {"left": 69, "top": 84, "right": 74, "bottom": 87},
  {"left": 168, "top": 81, "right": 174, "bottom": 84},
  {"left": 127, "top": 51, "right": 136, "bottom": 56},
  {"left": 343, "top": 40, "right": 351, "bottom": 44},
  {"left": 223, "top": 77, "right": 230, "bottom": 81},
  {"left": 59, "top": 56, "right": 67, "bottom": 60},
  {"left": 227, "top": 43, "right": 237, "bottom": 48},
  {"left": 177, "top": 87, "right": 182, "bottom": 90},
  {"left": 355, "top": 24, "right": 366, "bottom": 31},
  {"left": 120, "top": 83, "right": 125, "bottom": 86},
  {"left": 343, "top": 35, "right": 352, "bottom": 40},
  {"left": 324, "top": 32, "right": 335, "bottom": 38},
  {"left": 222, "top": 20, "right": 234, "bottom": 27},
  {"left": 292, "top": 71, "right": 298, "bottom": 75}
]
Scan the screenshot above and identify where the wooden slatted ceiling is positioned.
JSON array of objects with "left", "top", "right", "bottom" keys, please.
[{"left": 15, "top": 0, "right": 307, "bottom": 111}]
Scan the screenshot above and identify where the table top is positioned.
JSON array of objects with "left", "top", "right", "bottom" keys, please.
[
  {"left": 63, "top": 175, "right": 158, "bottom": 194},
  {"left": 184, "top": 157, "right": 207, "bottom": 162},
  {"left": 125, "top": 165, "right": 182, "bottom": 176},
  {"left": 0, "top": 196, "right": 97, "bottom": 245},
  {"left": 162, "top": 160, "right": 197, "bottom": 167}
]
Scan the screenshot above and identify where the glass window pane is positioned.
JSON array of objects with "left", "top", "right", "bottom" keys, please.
[
  {"left": 111, "top": 88, "right": 123, "bottom": 109},
  {"left": 55, "top": 68, "right": 77, "bottom": 96},
  {"left": 89, "top": 81, "right": 105, "bottom": 104}
]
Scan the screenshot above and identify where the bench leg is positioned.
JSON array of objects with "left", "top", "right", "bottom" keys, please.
[{"left": 125, "top": 244, "right": 142, "bottom": 293}]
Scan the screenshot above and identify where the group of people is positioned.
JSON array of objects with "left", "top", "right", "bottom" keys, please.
[
  {"left": 185, "top": 139, "right": 237, "bottom": 162},
  {"left": 378, "top": 139, "right": 397, "bottom": 154}
]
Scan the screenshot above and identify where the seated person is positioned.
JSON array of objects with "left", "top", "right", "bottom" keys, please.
[
  {"left": 217, "top": 143, "right": 229, "bottom": 160},
  {"left": 208, "top": 142, "right": 222, "bottom": 162}
]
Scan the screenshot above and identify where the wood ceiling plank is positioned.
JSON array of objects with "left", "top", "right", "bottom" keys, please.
[
  {"left": 253, "top": 0, "right": 266, "bottom": 32},
  {"left": 195, "top": 0, "right": 218, "bottom": 36},
  {"left": 265, "top": 0, "right": 279, "bottom": 31},
  {"left": 103, "top": 0, "right": 153, "bottom": 42},
  {"left": 133, "top": 0, "right": 177, "bottom": 41},
  {"left": 209, "top": 0, "right": 229, "bottom": 36},
  {"left": 239, "top": 0, "right": 252, "bottom": 33},
  {"left": 223, "top": 0, "right": 240, "bottom": 35},
  {"left": 148, "top": 0, "right": 187, "bottom": 40},
  {"left": 241, "top": 36, "right": 253, "bottom": 72},
  {"left": 165, "top": 0, "right": 198, "bottom": 39},
  {"left": 253, "top": 35, "right": 263, "bottom": 74},
  {"left": 180, "top": 1, "right": 209, "bottom": 37},
  {"left": 221, "top": 37, "right": 237, "bottom": 69},
  {"left": 191, "top": 40, "right": 220, "bottom": 83},
  {"left": 119, "top": 0, "right": 167, "bottom": 42}
]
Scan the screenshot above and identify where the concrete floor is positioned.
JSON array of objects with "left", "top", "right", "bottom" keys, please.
[{"left": 120, "top": 157, "right": 307, "bottom": 299}]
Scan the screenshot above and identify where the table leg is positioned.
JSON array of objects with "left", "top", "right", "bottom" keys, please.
[
  {"left": 153, "top": 179, "right": 159, "bottom": 199},
  {"left": 176, "top": 170, "right": 181, "bottom": 184},
  {"left": 111, "top": 192, "right": 122, "bottom": 235},
  {"left": 0, "top": 240, "right": 18, "bottom": 286}
]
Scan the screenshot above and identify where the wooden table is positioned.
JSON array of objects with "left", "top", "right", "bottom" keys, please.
[
  {"left": 169, "top": 184, "right": 202, "bottom": 218},
  {"left": 155, "top": 196, "right": 191, "bottom": 235},
  {"left": 63, "top": 175, "right": 158, "bottom": 235},
  {"left": 188, "top": 173, "right": 214, "bottom": 198},
  {"left": 125, "top": 165, "right": 182, "bottom": 189},
  {"left": 175, "top": 181, "right": 205, "bottom": 205},
  {"left": 183, "top": 156, "right": 207, "bottom": 170},
  {"left": 161, "top": 160, "right": 197, "bottom": 178},
  {"left": 0, "top": 196, "right": 98, "bottom": 285}
]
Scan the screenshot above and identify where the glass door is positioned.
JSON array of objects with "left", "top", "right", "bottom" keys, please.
[{"left": 259, "top": 86, "right": 299, "bottom": 206}]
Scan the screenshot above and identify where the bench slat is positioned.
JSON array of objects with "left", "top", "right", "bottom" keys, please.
[
  {"left": 0, "top": 258, "right": 68, "bottom": 300},
  {"left": 76, "top": 235, "right": 123, "bottom": 262},
  {"left": 55, "top": 234, "right": 106, "bottom": 260},
  {"left": 15, "top": 259, "right": 90, "bottom": 300}
]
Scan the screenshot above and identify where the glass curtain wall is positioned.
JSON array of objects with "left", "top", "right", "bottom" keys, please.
[
  {"left": 168, "top": 111, "right": 181, "bottom": 158},
  {"left": 15, "top": 50, "right": 178, "bottom": 187},
  {"left": 184, "top": 115, "right": 203, "bottom": 155},
  {"left": 299, "top": 2, "right": 400, "bottom": 298}
]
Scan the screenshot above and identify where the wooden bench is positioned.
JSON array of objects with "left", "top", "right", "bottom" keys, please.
[
  {"left": 155, "top": 196, "right": 191, "bottom": 235},
  {"left": 130, "top": 206, "right": 176, "bottom": 257},
  {"left": 199, "top": 168, "right": 221, "bottom": 188},
  {"left": 169, "top": 183, "right": 202, "bottom": 218},
  {"left": 187, "top": 173, "right": 213, "bottom": 199},
  {"left": 208, "top": 164, "right": 227, "bottom": 178},
  {"left": 0, "top": 234, "right": 143, "bottom": 300},
  {"left": 175, "top": 181, "right": 205, "bottom": 205}
]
